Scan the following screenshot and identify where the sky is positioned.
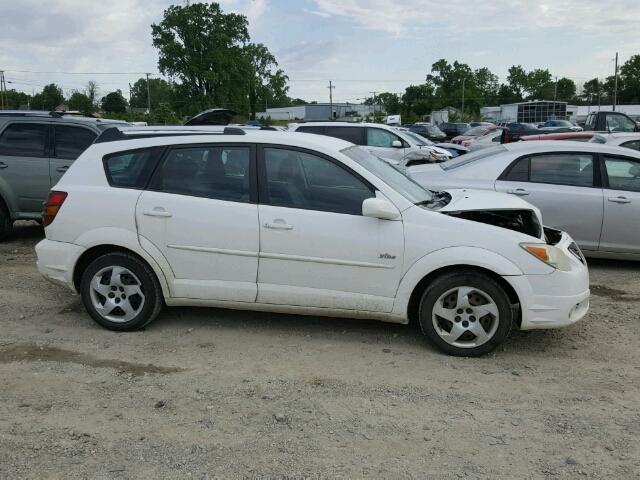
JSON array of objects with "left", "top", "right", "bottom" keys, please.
[{"left": 2, "top": 0, "right": 640, "bottom": 106}]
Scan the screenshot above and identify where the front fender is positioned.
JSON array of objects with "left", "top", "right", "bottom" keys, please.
[
  {"left": 391, "top": 246, "right": 523, "bottom": 318},
  {"left": 73, "top": 227, "right": 172, "bottom": 299}
]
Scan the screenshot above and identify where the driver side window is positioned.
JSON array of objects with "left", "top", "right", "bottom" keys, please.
[
  {"left": 606, "top": 114, "right": 636, "bottom": 132},
  {"left": 604, "top": 156, "right": 640, "bottom": 192}
]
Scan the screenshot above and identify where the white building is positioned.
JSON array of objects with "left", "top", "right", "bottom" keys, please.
[{"left": 256, "top": 103, "right": 381, "bottom": 121}]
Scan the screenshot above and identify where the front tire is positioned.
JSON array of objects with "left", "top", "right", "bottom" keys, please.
[
  {"left": 80, "top": 252, "right": 163, "bottom": 331},
  {"left": 418, "top": 271, "right": 513, "bottom": 356}
]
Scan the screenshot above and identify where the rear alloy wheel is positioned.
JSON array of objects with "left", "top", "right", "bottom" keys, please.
[
  {"left": 419, "top": 271, "right": 513, "bottom": 356},
  {"left": 80, "top": 253, "right": 163, "bottom": 331}
]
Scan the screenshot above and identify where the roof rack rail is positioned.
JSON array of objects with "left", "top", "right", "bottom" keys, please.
[{"left": 94, "top": 125, "right": 247, "bottom": 144}]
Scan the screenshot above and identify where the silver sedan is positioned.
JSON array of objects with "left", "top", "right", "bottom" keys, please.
[{"left": 408, "top": 141, "right": 640, "bottom": 260}]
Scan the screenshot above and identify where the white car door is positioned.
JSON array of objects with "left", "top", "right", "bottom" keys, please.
[
  {"left": 256, "top": 146, "right": 404, "bottom": 312},
  {"left": 494, "top": 152, "right": 603, "bottom": 252},
  {"left": 364, "top": 127, "right": 407, "bottom": 161},
  {"left": 135, "top": 144, "right": 260, "bottom": 302},
  {"left": 599, "top": 155, "right": 640, "bottom": 254}
]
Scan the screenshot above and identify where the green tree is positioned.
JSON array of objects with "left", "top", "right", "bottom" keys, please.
[
  {"left": 374, "top": 92, "right": 401, "bottom": 114},
  {"left": 101, "top": 90, "right": 128, "bottom": 113},
  {"left": 151, "top": 2, "right": 250, "bottom": 112},
  {"left": 619, "top": 55, "right": 640, "bottom": 103},
  {"left": 555, "top": 77, "right": 576, "bottom": 102},
  {"left": 68, "top": 91, "right": 94, "bottom": 114},
  {"left": 506, "top": 65, "right": 528, "bottom": 101},
  {"left": 244, "top": 43, "right": 289, "bottom": 118},
  {"left": 32, "top": 83, "right": 64, "bottom": 110},
  {"left": 581, "top": 78, "right": 602, "bottom": 103},
  {"left": 129, "top": 77, "right": 175, "bottom": 110},
  {"left": 2, "top": 89, "right": 31, "bottom": 109}
]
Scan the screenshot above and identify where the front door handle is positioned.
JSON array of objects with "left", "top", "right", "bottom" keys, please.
[
  {"left": 56, "top": 165, "right": 69, "bottom": 173},
  {"left": 263, "top": 219, "right": 294, "bottom": 230},
  {"left": 608, "top": 196, "right": 631, "bottom": 204},
  {"left": 507, "top": 188, "right": 530, "bottom": 196},
  {"left": 143, "top": 208, "right": 172, "bottom": 218},
  {"left": 0, "top": 162, "right": 7, "bottom": 169}
]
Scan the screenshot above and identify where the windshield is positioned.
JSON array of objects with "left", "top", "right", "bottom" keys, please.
[
  {"left": 404, "top": 131, "right": 434, "bottom": 146},
  {"left": 342, "top": 146, "right": 433, "bottom": 203},
  {"left": 441, "top": 145, "right": 506, "bottom": 170},
  {"left": 463, "top": 126, "right": 489, "bottom": 136}
]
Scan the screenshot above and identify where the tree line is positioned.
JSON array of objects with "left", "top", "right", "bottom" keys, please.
[{"left": 2, "top": 2, "right": 640, "bottom": 123}]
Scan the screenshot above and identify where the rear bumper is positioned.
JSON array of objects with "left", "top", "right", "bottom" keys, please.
[{"left": 35, "top": 239, "right": 85, "bottom": 293}]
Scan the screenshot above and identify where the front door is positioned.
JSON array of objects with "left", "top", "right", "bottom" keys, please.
[
  {"left": 0, "top": 122, "right": 51, "bottom": 216},
  {"left": 495, "top": 152, "right": 603, "bottom": 251},
  {"left": 256, "top": 146, "right": 404, "bottom": 312},
  {"left": 599, "top": 155, "right": 640, "bottom": 254},
  {"left": 364, "top": 127, "right": 406, "bottom": 161},
  {"left": 136, "top": 144, "right": 259, "bottom": 302}
]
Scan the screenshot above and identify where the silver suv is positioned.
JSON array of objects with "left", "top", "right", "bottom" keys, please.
[{"left": 0, "top": 111, "right": 127, "bottom": 239}]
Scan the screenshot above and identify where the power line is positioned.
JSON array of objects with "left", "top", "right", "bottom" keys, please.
[{"left": 4, "top": 69, "right": 154, "bottom": 75}]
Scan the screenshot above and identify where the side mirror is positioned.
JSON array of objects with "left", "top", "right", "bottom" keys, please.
[
  {"left": 362, "top": 197, "right": 400, "bottom": 220},
  {"left": 391, "top": 140, "right": 403, "bottom": 148}
]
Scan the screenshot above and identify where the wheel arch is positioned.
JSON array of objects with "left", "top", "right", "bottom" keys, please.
[{"left": 72, "top": 244, "right": 170, "bottom": 299}]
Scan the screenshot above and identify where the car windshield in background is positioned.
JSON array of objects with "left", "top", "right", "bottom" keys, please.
[
  {"left": 463, "top": 126, "right": 490, "bottom": 136},
  {"left": 441, "top": 145, "right": 506, "bottom": 170},
  {"left": 547, "top": 120, "right": 572, "bottom": 127},
  {"left": 404, "top": 131, "right": 434, "bottom": 146},
  {"left": 342, "top": 146, "right": 433, "bottom": 203}
]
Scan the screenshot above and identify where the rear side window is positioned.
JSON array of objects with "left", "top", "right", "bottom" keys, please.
[
  {"left": 621, "top": 140, "right": 640, "bottom": 151},
  {"left": 324, "top": 126, "right": 363, "bottom": 145},
  {"left": 503, "top": 157, "right": 529, "bottom": 181},
  {"left": 296, "top": 126, "right": 325, "bottom": 135},
  {"left": 54, "top": 126, "right": 97, "bottom": 160},
  {"left": 151, "top": 146, "right": 251, "bottom": 202},
  {"left": 604, "top": 156, "right": 640, "bottom": 192},
  {"left": 103, "top": 149, "right": 158, "bottom": 189},
  {"left": 0, "top": 123, "right": 47, "bottom": 157}
]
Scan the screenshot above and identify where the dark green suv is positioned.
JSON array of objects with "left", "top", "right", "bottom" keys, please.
[{"left": 0, "top": 111, "right": 127, "bottom": 239}]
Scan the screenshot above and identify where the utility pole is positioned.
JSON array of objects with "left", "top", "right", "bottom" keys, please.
[
  {"left": 327, "top": 80, "right": 335, "bottom": 119},
  {"left": 145, "top": 72, "right": 152, "bottom": 114},
  {"left": 461, "top": 78, "right": 465, "bottom": 117},
  {"left": 0, "top": 71, "right": 7, "bottom": 110},
  {"left": 613, "top": 52, "right": 619, "bottom": 111},
  {"left": 553, "top": 76, "right": 558, "bottom": 118}
]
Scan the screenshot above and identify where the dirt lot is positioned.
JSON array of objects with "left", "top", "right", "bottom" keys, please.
[{"left": 1, "top": 222, "right": 639, "bottom": 479}]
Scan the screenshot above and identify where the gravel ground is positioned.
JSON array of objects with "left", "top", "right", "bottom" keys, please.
[{"left": 1, "top": 221, "right": 639, "bottom": 479}]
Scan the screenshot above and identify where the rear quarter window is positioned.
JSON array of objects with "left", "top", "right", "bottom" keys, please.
[{"left": 103, "top": 148, "right": 159, "bottom": 189}]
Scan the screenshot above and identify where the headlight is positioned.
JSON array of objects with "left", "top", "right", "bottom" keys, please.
[{"left": 520, "top": 243, "right": 573, "bottom": 271}]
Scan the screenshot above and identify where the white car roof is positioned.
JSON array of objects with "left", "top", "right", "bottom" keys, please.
[
  {"left": 291, "top": 122, "right": 394, "bottom": 130},
  {"left": 501, "top": 140, "right": 640, "bottom": 158}
]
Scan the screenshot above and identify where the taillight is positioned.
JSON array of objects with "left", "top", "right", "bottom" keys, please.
[{"left": 42, "top": 191, "right": 68, "bottom": 227}]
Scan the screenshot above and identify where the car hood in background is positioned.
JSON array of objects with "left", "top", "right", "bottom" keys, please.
[{"left": 185, "top": 108, "right": 236, "bottom": 126}]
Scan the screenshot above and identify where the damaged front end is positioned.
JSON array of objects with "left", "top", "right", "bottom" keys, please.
[{"left": 444, "top": 209, "right": 543, "bottom": 239}]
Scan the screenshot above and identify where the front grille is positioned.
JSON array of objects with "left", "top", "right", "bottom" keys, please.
[{"left": 568, "top": 242, "right": 586, "bottom": 264}]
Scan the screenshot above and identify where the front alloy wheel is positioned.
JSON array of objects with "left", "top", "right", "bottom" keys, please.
[{"left": 419, "top": 271, "right": 513, "bottom": 356}]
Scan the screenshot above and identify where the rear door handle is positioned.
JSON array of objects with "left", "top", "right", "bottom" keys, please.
[
  {"left": 56, "top": 165, "right": 69, "bottom": 173},
  {"left": 608, "top": 196, "right": 631, "bottom": 204},
  {"left": 0, "top": 162, "right": 7, "bottom": 169},
  {"left": 508, "top": 188, "right": 530, "bottom": 196},
  {"left": 263, "top": 219, "right": 294, "bottom": 230},
  {"left": 143, "top": 208, "right": 172, "bottom": 218}
]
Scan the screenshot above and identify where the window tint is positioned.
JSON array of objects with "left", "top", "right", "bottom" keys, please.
[
  {"left": 264, "top": 147, "right": 373, "bottom": 215},
  {"left": 366, "top": 128, "right": 399, "bottom": 148},
  {"left": 0, "top": 123, "right": 47, "bottom": 157},
  {"left": 54, "top": 126, "right": 97, "bottom": 160},
  {"left": 324, "top": 126, "right": 362, "bottom": 144},
  {"left": 621, "top": 140, "right": 640, "bottom": 151},
  {"left": 104, "top": 149, "right": 158, "bottom": 189},
  {"left": 606, "top": 114, "right": 636, "bottom": 133},
  {"left": 504, "top": 157, "right": 529, "bottom": 181},
  {"left": 604, "top": 157, "right": 640, "bottom": 192},
  {"left": 297, "top": 126, "right": 325, "bottom": 135},
  {"left": 154, "top": 146, "right": 251, "bottom": 202},
  {"left": 529, "top": 153, "right": 594, "bottom": 187}
]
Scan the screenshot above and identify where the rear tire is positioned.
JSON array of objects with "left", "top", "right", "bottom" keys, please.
[
  {"left": 80, "top": 252, "right": 163, "bottom": 331},
  {"left": 418, "top": 270, "right": 513, "bottom": 356},
  {"left": 0, "top": 200, "right": 13, "bottom": 241}
]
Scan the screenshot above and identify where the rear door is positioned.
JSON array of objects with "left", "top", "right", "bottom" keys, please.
[
  {"left": 599, "top": 154, "right": 640, "bottom": 254},
  {"left": 0, "top": 121, "right": 51, "bottom": 216},
  {"left": 135, "top": 143, "right": 260, "bottom": 301},
  {"left": 50, "top": 125, "right": 97, "bottom": 186},
  {"left": 495, "top": 152, "right": 603, "bottom": 251}
]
